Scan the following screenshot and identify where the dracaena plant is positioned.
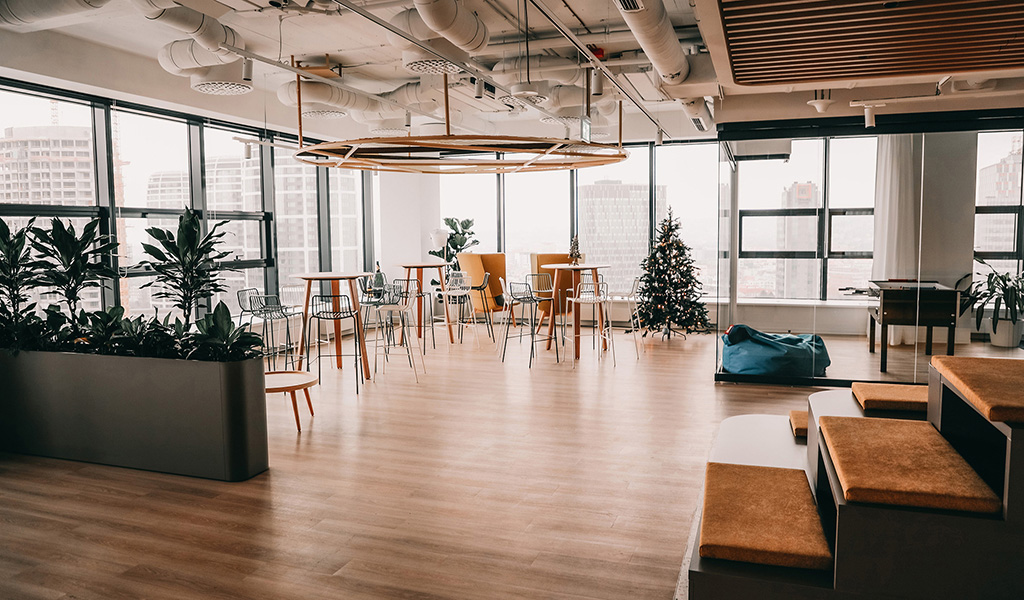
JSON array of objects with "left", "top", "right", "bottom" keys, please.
[
  {"left": 961, "top": 257, "right": 1024, "bottom": 334},
  {"left": 138, "top": 207, "right": 231, "bottom": 328},
  {"left": 184, "top": 301, "right": 263, "bottom": 362},
  {"left": 31, "top": 217, "right": 117, "bottom": 335},
  {"left": 0, "top": 217, "right": 46, "bottom": 350}
]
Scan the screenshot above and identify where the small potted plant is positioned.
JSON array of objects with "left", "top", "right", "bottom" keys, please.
[{"left": 960, "top": 259, "right": 1024, "bottom": 347}]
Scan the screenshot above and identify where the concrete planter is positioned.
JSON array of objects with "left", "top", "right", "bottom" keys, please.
[{"left": 0, "top": 350, "right": 268, "bottom": 481}]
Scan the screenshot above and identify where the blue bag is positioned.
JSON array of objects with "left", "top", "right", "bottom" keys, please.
[{"left": 721, "top": 324, "right": 831, "bottom": 377}]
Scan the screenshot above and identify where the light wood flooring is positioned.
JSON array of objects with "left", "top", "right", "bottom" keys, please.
[{"left": 0, "top": 330, "right": 819, "bottom": 600}]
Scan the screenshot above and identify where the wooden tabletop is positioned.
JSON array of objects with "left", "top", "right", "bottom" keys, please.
[
  {"left": 541, "top": 263, "right": 611, "bottom": 270},
  {"left": 401, "top": 262, "right": 448, "bottom": 269},
  {"left": 292, "top": 272, "right": 372, "bottom": 281},
  {"left": 265, "top": 371, "right": 319, "bottom": 393}
]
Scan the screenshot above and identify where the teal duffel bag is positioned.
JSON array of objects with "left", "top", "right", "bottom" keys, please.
[{"left": 721, "top": 324, "right": 831, "bottom": 377}]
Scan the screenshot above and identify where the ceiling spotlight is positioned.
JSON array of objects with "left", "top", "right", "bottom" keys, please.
[
  {"left": 864, "top": 106, "right": 876, "bottom": 128},
  {"left": 591, "top": 69, "right": 604, "bottom": 96},
  {"left": 243, "top": 143, "right": 253, "bottom": 160},
  {"left": 268, "top": 0, "right": 289, "bottom": 7},
  {"left": 807, "top": 89, "right": 833, "bottom": 113},
  {"left": 241, "top": 58, "right": 253, "bottom": 82},
  {"left": 655, "top": 129, "right": 663, "bottom": 146},
  {"left": 474, "top": 77, "right": 484, "bottom": 99}
]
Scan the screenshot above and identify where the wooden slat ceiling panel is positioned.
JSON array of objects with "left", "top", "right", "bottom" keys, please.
[{"left": 719, "top": 0, "right": 1024, "bottom": 85}]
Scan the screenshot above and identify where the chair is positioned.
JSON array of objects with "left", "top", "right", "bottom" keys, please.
[
  {"left": 501, "top": 279, "right": 560, "bottom": 367},
  {"left": 568, "top": 281, "right": 615, "bottom": 367},
  {"left": 372, "top": 279, "right": 425, "bottom": 382},
  {"left": 304, "top": 294, "right": 363, "bottom": 394},
  {"left": 495, "top": 277, "right": 519, "bottom": 356},
  {"left": 471, "top": 272, "right": 495, "bottom": 340},
  {"left": 438, "top": 270, "right": 480, "bottom": 348},
  {"left": 610, "top": 276, "right": 644, "bottom": 359},
  {"left": 236, "top": 287, "right": 260, "bottom": 328},
  {"left": 358, "top": 272, "right": 389, "bottom": 326},
  {"left": 251, "top": 294, "right": 297, "bottom": 370},
  {"left": 525, "top": 272, "right": 565, "bottom": 343}
]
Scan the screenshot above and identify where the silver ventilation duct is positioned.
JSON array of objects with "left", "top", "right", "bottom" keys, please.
[
  {"left": 490, "top": 55, "right": 581, "bottom": 87},
  {"left": 412, "top": 0, "right": 489, "bottom": 54},
  {"left": 0, "top": 0, "right": 110, "bottom": 25}
]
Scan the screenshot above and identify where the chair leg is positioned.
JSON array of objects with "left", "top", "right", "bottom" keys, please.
[{"left": 303, "top": 388, "right": 314, "bottom": 415}]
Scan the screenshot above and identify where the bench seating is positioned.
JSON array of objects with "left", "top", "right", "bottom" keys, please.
[
  {"left": 790, "top": 410, "right": 808, "bottom": 437},
  {"left": 699, "top": 462, "right": 833, "bottom": 570},
  {"left": 932, "top": 356, "right": 1024, "bottom": 423},
  {"left": 819, "top": 416, "right": 1002, "bottom": 513},
  {"left": 851, "top": 382, "right": 927, "bottom": 413}
]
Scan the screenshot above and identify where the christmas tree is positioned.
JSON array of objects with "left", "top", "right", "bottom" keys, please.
[
  {"left": 567, "top": 235, "right": 582, "bottom": 265},
  {"left": 636, "top": 208, "right": 711, "bottom": 339}
]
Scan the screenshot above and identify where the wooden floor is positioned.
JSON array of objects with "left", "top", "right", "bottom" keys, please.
[{"left": 0, "top": 329, "right": 817, "bottom": 600}]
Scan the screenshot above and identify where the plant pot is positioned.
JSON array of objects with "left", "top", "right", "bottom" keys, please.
[
  {"left": 988, "top": 320, "right": 1024, "bottom": 348},
  {"left": 0, "top": 350, "right": 268, "bottom": 481}
]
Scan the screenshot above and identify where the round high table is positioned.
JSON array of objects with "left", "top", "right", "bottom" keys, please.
[
  {"left": 293, "top": 272, "right": 372, "bottom": 374},
  {"left": 541, "top": 263, "right": 610, "bottom": 360},
  {"left": 401, "top": 261, "right": 455, "bottom": 344},
  {"left": 265, "top": 370, "right": 318, "bottom": 432}
]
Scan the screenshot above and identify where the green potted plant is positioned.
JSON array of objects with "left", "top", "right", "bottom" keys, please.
[
  {"left": 0, "top": 211, "right": 268, "bottom": 482},
  {"left": 960, "top": 258, "right": 1024, "bottom": 347}
]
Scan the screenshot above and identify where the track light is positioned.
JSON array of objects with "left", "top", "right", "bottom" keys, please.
[
  {"left": 405, "top": 111, "right": 411, "bottom": 129},
  {"left": 655, "top": 129, "right": 663, "bottom": 146},
  {"left": 864, "top": 106, "right": 876, "bottom": 128},
  {"left": 243, "top": 143, "right": 253, "bottom": 160},
  {"left": 473, "top": 77, "right": 484, "bottom": 99},
  {"left": 241, "top": 58, "right": 253, "bottom": 82}
]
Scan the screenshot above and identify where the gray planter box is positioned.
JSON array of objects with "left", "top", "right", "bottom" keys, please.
[{"left": 0, "top": 351, "right": 268, "bottom": 482}]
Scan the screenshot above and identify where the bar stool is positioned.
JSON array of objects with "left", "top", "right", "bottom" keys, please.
[
  {"left": 237, "top": 287, "right": 260, "bottom": 328},
  {"left": 251, "top": 294, "right": 296, "bottom": 370},
  {"left": 438, "top": 270, "right": 480, "bottom": 348},
  {"left": 372, "top": 279, "right": 425, "bottom": 382},
  {"left": 495, "top": 277, "right": 519, "bottom": 356},
  {"left": 305, "top": 294, "right": 363, "bottom": 394},
  {"left": 610, "top": 276, "right": 644, "bottom": 359},
  {"left": 502, "top": 280, "right": 560, "bottom": 367},
  {"left": 526, "top": 272, "right": 564, "bottom": 344},
  {"left": 568, "top": 281, "right": 615, "bottom": 367},
  {"left": 471, "top": 272, "right": 495, "bottom": 340}
]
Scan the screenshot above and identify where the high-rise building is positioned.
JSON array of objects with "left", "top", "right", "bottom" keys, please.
[
  {"left": 975, "top": 137, "right": 1023, "bottom": 256},
  {"left": 578, "top": 179, "right": 666, "bottom": 292},
  {"left": 775, "top": 181, "right": 820, "bottom": 298}
]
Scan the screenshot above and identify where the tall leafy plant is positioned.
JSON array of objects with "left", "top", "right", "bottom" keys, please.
[
  {"left": 184, "top": 301, "right": 263, "bottom": 361},
  {"left": 139, "top": 208, "right": 230, "bottom": 328},
  {"left": 428, "top": 217, "right": 479, "bottom": 273},
  {"left": 961, "top": 258, "right": 1024, "bottom": 334},
  {"left": 31, "top": 217, "right": 117, "bottom": 334},
  {"left": 0, "top": 218, "right": 45, "bottom": 349}
]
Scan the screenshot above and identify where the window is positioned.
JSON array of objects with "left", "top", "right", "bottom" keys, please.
[
  {"left": 734, "top": 137, "right": 877, "bottom": 300},
  {"left": 330, "top": 168, "right": 363, "bottom": 273},
  {"left": 576, "top": 145, "right": 650, "bottom": 293},
  {"left": 111, "top": 111, "right": 189, "bottom": 209},
  {"left": 974, "top": 131, "right": 1023, "bottom": 277},
  {"left": 204, "top": 127, "right": 262, "bottom": 213},
  {"left": 274, "top": 147, "right": 319, "bottom": 287},
  {"left": 504, "top": 170, "right": 571, "bottom": 282},
  {"left": 439, "top": 163, "right": 497, "bottom": 253},
  {"left": 657, "top": 143, "right": 724, "bottom": 298}
]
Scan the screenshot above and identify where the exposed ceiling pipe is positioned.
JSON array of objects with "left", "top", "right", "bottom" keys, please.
[
  {"left": 412, "top": 0, "right": 489, "bottom": 53},
  {"left": 612, "top": 0, "right": 688, "bottom": 85},
  {"left": 491, "top": 55, "right": 581, "bottom": 86},
  {"left": 133, "top": 0, "right": 244, "bottom": 62},
  {"left": 278, "top": 80, "right": 379, "bottom": 117},
  {"left": 0, "top": 0, "right": 111, "bottom": 25},
  {"left": 478, "top": 27, "right": 702, "bottom": 56}
]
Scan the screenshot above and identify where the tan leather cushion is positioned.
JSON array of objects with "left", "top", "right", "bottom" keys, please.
[
  {"left": 699, "top": 462, "right": 832, "bottom": 570},
  {"left": 790, "top": 410, "right": 808, "bottom": 437},
  {"left": 932, "top": 356, "right": 1024, "bottom": 423},
  {"left": 851, "top": 382, "right": 928, "bottom": 412},
  {"left": 819, "top": 416, "right": 1002, "bottom": 514}
]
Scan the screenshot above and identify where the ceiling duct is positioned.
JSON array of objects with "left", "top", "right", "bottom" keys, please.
[
  {"left": 132, "top": 0, "right": 251, "bottom": 94},
  {"left": 612, "top": 0, "right": 689, "bottom": 85},
  {"left": 680, "top": 98, "right": 712, "bottom": 132},
  {"left": 490, "top": 55, "right": 581, "bottom": 87},
  {"left": 0, "top": 0, "right": 111, "bottom": 26},
  {"left": 278, "top": 80, "right": 377, "bottom": 118},
  {"left": 412, "top": 0, "right": 489, "bottom": 54},
  {"left": 387, "top": 9, "right": 463, "bottom": 74}
]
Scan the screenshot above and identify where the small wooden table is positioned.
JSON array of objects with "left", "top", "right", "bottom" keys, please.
[
  {"left": 265, "top": 370, "right": 318, "bottom": 432},
  {"left": 294, "top": 272, "right": 372, "bottom": 374},
  {"left": 542, "top": 263, "right": 610, "bottom": 360},
  {"left": 402, "top": 261, "right": 454, "bottom": 344}
]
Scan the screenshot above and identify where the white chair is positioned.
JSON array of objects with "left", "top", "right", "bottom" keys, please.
[
  {"left": 568, "top": 281, "right": 615, "bottom": 367},
  {"left": 372, "top": 280, "right": 425, "bottom": 382},
  {"left": 610, "top": 276, "right": 644, "bottom": 359},
  {"left": 438, "top": 270, "right": 480, "bottom": 348}
]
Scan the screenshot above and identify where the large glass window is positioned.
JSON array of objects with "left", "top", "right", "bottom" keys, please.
[
  {"left": 825, "top": 136, "right": 877, "bottom": 299},
  {"left": 504, "top": 170, "right": 571, "bottom": 282},
  {"left": 576, "top": 145, "right": 650, "bottom": 292},
  {"left": 0, "top": 90, "right": 95, "bottom": 207},
  {"left": 330, "top": 168, "right": 363, "bottom": 273},
  {"left": 204, "top": 127, "right": 262, "bottom": 213},
  {"left": 974, "top": 130, "right": 1023, "bottom": 276},
  {"left": 439, "top": 169, "right": 497, "bottom": 253},
  {"left": 273, "top": 146, "right": 319, "bottom": 288},
  {"left": 111, "top": 111, "right": 189, "bottom": 209},
  {"left": 657, "top": 143, "right": 720, "bottom": 297}
]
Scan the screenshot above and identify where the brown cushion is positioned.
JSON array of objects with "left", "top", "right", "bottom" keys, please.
[
  {"left": 851, "top": 382, "right": 928, "bottom": 412},
  {"left": 789, "top": 410, "right": 808, "bottom": 437},
  {"left": 819, "top": 416, "right": 1002, "bottom": 514},
  {"left": 932, "top": 356, "right": 1024, "bottom": 423},
  {"left": 699, "top": 462, "right": 832, "bottom": 570}
]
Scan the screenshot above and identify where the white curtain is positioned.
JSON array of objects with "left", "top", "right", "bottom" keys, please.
[{"left": 872, "top": 134, "right": 923, "bottom": 345}]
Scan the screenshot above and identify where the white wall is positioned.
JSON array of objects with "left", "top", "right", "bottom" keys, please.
[{"left": 373, "top": 172, "right": 441, "bottom": 284}]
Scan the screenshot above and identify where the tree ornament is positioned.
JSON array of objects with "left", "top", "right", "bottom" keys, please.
[{"left": 568, "top": 235, "right": 582, "bottom": 266}]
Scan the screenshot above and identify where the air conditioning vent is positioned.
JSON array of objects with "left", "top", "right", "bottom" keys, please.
[
  {"left": 614, "top": 0, "right": 644, "bottom": 13},
  {"left": 690, "top": 117, "right": 707, "bottom": 132}
]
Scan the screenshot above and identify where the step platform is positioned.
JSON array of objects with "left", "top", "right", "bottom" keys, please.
[
  {"left": 790, "top": 410, "right": 808, "bottom": 438},
  {"left": 851, "top": 382, "right": 927, "bottom": 413}
]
